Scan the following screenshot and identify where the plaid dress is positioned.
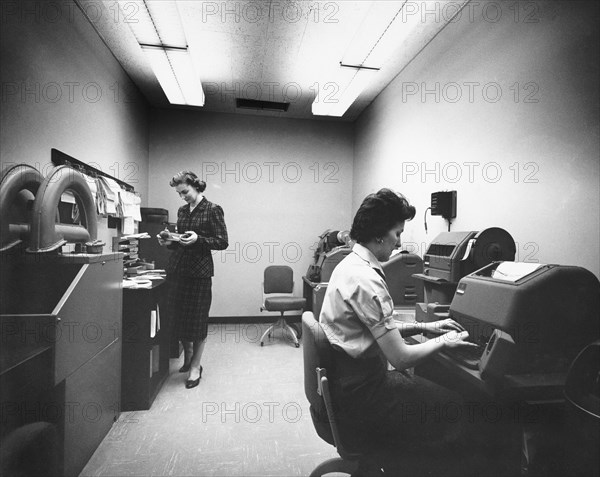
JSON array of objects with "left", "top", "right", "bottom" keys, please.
[{"left": 167, "top": 198, "right": 228, "bottom": 341}]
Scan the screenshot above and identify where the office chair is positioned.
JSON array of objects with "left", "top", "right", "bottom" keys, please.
[
  {"left": 302, "top": 312, "right": 479, "bottom": 477},
  {"left": 259, "top": 265, "right": 306, "bottom": 347},
  {"left": 381, "top": 250, "right": 424, "bottom": 309},
  {"left": 302, "top": 311, "right": 391, "bottom": 477}
]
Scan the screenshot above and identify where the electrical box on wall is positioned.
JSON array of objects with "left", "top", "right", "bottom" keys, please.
[{"left": 431, "top": 191, "right": 457, "bottom": 219}]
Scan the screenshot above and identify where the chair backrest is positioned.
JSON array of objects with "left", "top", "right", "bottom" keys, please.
[
  {"left": 302, "top": 311, "right": 362, "bottom": 461},
  {"left": 264, "top": 265, "right": 294, "bottom": 294},
  {"left": 381, "top": 251, "right": 424, "bottom": 307},
  {"left": 302, "top": 311, "right": 332, "bottom": 411}
]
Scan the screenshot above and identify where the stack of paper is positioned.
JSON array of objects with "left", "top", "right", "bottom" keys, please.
[
  {"left": 98, "top": 176, "right": 122, "bottom": 216},
  {"left": 150, "top": 310, "right": 157, "bottom": 338},
  {"left": 123, "top": 276, "right": 153, "bottom": 289},
  {"left": 150, "top": 305, "right": 161, "bottom": 338},
  {"left": 120, "top": 190, "right": 142, "bottom": 234},
  {"left": 491, "top": 262, "right": 545, "bottom": 282},
  {"left": 62, "top": 169, "right": 145, "bottom": 234},
  {"left": 120, "top": 190, "right": 142, "bottom": 220}
]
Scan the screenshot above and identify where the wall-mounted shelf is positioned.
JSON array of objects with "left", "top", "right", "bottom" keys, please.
[{"left": 51, "top": 148, "right": 135, "bottom": 192}]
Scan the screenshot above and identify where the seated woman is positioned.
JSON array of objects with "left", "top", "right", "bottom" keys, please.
[{"left": 319, "top": 188, "right": 495, "bottom": 474}]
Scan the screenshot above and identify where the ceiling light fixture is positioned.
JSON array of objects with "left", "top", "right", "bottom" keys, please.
[
  {"left": 312, "top": 1, "right": 416, "bottom": 117},
  {"left": 312, "top": 63, "right": 379, "bottom": 117},
  {"left": 140, "top": 44, "right": 205, "bottom": 107},
  {"left": 123, "top": 0, "right": 204, "bottom": 107}
]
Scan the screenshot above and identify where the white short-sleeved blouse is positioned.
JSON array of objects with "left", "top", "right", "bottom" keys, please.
[{"left": 319, "top": 243, "right": 397, "bottom": 358}]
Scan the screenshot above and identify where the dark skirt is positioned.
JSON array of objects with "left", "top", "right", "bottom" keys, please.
[
  {"left": 329, "top": 349, "right": 464, "bottom": 450},
  {"left": 168, "top": 276, "right": 212, "bottom": 342},
  {"left": 329, "top": 349, "right": 512, "bottom": 476}
]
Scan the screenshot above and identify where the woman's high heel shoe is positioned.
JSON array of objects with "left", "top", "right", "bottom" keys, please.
[{"left": 185, "top": 366, "right": 203, "bottom": 389}]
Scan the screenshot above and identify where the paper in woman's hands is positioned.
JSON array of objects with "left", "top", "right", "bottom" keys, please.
[{"left": 157, "top": 230, "right": 183, "bottom": 242}]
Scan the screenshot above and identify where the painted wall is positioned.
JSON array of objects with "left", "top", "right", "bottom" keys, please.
[
  {"left": 0, "top": 0, "right": 150, "bottom": 246},
  {"left": 354, "top": 2, "right": 600, "bottom": 279},
  {"left": 148, "top": 110, "right": 354, "bottom": 317},
  {"left": 3, "top": 0, "right": 597, "bottom": 320}
]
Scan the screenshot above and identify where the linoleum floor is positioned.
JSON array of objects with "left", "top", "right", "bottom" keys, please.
[{"left": 80, "top": 323, "right": 338, "bottom": 477}]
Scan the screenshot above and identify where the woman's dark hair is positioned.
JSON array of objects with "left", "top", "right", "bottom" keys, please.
[
  {"left": 350, "top": 188, "right": 416, "bottom": 243},
  {"left": 169, "top": 170, "right": 206, "bottom": 193}
]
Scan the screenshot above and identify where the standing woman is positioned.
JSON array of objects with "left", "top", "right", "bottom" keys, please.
[{"left": 159, "top": 171, "right": 228, "bottom": 389}]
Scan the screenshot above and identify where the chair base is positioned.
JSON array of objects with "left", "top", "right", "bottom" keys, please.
[
  {"left": 309, "top": 457, "right": 358, "bottom": 477},
  {"left": 260, "top": 317, "right": 300, "bottom": 347}
]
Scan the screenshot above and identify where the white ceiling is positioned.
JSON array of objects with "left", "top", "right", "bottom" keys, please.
[{"left": 78, "top": 0, "right": 467, "bottom": 121}]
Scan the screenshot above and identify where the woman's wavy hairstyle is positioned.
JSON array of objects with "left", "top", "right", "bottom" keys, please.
[
  {"left": 169, "top": 170, "right": 206, "bottom": 193},
  {"left": 350, "top": 188, "right": 416, "bottom": 243}
]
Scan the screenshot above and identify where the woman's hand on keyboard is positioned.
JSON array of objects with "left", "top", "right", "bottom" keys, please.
[
  {"left": 440, "top": 330, "right": 479, "bottom": 348},
  {"left": 428, "top": 318, "right": 465, "bottom": 335}
]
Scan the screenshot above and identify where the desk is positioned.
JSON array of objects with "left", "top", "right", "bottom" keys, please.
[
  {"left": 407, "top": 333, "right": 567, "bottom": 402},
  {"left": 121, "top": 280, "right": 170, "bottom": 411},
  {"left": 405, "top": 331, "right": 568, "bottom": 476}
]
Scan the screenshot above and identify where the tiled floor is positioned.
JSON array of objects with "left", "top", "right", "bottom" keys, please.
[{"left": 81, "top": 323, "right": 338, "bottom": 477}]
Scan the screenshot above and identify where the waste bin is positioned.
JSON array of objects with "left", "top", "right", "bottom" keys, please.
[{"left": 563, "top": 340, "right": 600, "bottom": 477}]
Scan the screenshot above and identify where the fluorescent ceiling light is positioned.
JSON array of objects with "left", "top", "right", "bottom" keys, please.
[
  {"left": 142, "top": 46, "right": 184, "bottom": 105},
  {"left": 168, "top": 48, "right": 205, "bottom": 106},
  {"left": 141, "top": 46, "right": 205, "bottom": 107},
  {"left": 312, "top": 1, "right": 417, "bottom": 117},
  {"left": 122, "top": 0, "right": 204, "bottom": 107},
  {"left": 312, "top": 66, "right": 377, "bottom": 117}
]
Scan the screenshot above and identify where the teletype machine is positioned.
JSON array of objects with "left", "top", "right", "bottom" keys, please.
[
  {"left": 413, "top": 227, "right": 516, "bottom": 322},
  {"left": 303, "top": 230, "right": 352, "bottom": 318},
  {"left": 415, "top": 261, "right": 600, "bottom": 398},
  {"left": 303, "top": 230, "right": 426, "bottom": 317},
  {"left": 409, "top": 260, "right": 600, "bottom": 476},
  {"left": 306, "top": 229, "right": 353, "bottom": 283}
]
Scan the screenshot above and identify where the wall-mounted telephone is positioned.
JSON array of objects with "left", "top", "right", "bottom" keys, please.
[{"left": 431, "top": 191, "right": 457, "bottom": 219}]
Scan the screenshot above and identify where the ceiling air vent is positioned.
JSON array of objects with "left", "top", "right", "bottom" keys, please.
[{"left": 236, "top": 98, "right": 289, "bottom": 112}]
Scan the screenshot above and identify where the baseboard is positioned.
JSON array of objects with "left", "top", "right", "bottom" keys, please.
[{"left": 208, "top": 315, "right": 301, "bottom": 324}]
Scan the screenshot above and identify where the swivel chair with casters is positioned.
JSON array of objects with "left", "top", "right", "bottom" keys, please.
[
  {"left": 260, "top": 265, "right": 306, "bottom": 347},
  {"left": 302, "top": 311, "right": 482, "bottom": 477},
  {"left": 302, "top": 311, "right": 389, "bottom": 477}
]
